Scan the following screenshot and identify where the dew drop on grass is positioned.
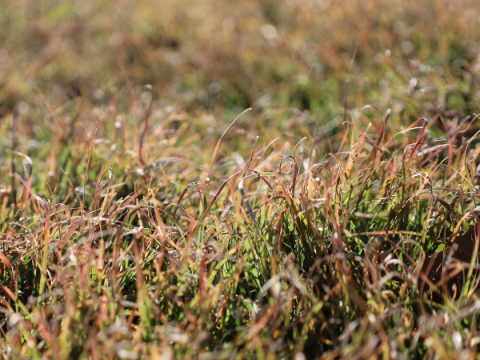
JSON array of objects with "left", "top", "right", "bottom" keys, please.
[
  {"left": 115, "top": 116, "right": 122, "bottom": 129},
  {"left": 93, "top": 88, "right": 105, "bottom": 101},
  {"left": 401, "top": 41, "right": 414, "bottom": 54},
  {"left": 409, "top": 77, "right": 417, "bottom": 88},
  {"left": 452, "top": 332, "right": 462, "bottom": 350},
  {"left": 17, "top": 101, "right": 29, "bottom": 116},
  {"left": 261, "top": 24, "right": 277, "bottom": 40},
  {"left": 294, "top": 353, "right": 306, "bottom": 360},
  {"left": 434, "top": 66, "right": 444, "bottom": 76},
  {"left": 209, "top": 82, "right": 221, "bottom": 94}
]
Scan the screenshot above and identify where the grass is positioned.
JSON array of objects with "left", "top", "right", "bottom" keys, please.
[{"left": 2, "top": 0, "right": 480, "bottom": 358}]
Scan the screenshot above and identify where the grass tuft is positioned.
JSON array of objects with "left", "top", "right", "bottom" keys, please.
[{"left": 2, "top": 0, "right": 480, "bottom": 358}]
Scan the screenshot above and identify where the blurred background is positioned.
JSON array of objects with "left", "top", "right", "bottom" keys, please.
[{"left": 2, "top": 0, "right": 480, "bottom": 119}]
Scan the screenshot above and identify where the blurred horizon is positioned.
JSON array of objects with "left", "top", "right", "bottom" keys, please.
[{"left": 2, "top": 0, "right": 480, "bottom": 119}]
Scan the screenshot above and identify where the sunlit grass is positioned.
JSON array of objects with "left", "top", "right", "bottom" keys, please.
[{"left": 2, "top": 0, "right": 480, "bottom": 358}]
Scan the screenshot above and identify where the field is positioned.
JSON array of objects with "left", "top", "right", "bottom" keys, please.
[{"left": 2, "top": 0, "right": 480, "bottom": 358}]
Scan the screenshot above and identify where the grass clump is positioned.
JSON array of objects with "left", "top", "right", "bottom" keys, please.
[
  {"left": 2, "top": 89, "right": 480, "bottom": 359},
  {"left": 2, "top": 0, "right": 480, "bottom": 359}
]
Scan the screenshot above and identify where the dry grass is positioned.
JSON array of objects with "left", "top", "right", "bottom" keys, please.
[{"left": 2, "top": 0, "right": 480, "bottom": 359}]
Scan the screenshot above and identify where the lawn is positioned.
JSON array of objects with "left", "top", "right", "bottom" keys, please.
[{"left": 2, "top": 0, "right": 480, "bottom": 358}]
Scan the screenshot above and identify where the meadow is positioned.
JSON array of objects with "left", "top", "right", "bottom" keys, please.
[{"left": 2, "top": 0, "right": 480, "bottom": 358}]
